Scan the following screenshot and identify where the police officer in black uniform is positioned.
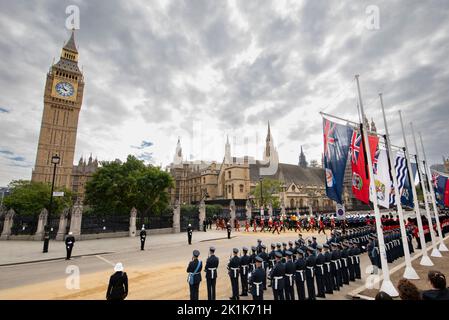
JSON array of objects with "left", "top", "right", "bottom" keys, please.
[
  {"left": 228, "top": 248, "right": 241, "bottom": 300},
  {"left": 284, "top": 250, "right": 295, "bottom": 300},
  {"left": 65, "top": 231, "right": 75, "bottom": 260},
  {"left": 187, "top": 224, "right": 193, "bottom": 245},
  {"left": 305, "top": 246, "right": 316, "bottom": 300},
  {"left": 205, "top": 246, "right": 219, "bottom": 300},
  {"left": 43, "top": 226, "right": 50, "bottom": 253},
  {"left": 139, "top": 226, "right": 146, "bottom": 250},
  {"left": 270, "top": 251, "right": 285, "bottom": 300},
  {"left": 227, "top": 222, "right": 232, "bottom": 239},
  {"left": 187, "top": 250, "right": 202, "bottom": 300},
  {"left": 250, "top": 256, "right": 266, "bottom": 300},
  {"left": 294, "top": 249, "right": 307, "bottom": 300},
  {"left": 240, "top": 247, "right": 250, "bottom": 297},
  {"left": 315, "top": 244, "right": 326, "bottom": 298}
]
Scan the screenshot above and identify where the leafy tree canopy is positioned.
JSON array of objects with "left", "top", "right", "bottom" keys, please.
[{"left": 250, "top": 178, "right": 282, "bottom": 209}]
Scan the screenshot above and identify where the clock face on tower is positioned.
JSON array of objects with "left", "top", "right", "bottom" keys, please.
[{"left": 55, "top": 81, "right": 74, "bottom": 97}]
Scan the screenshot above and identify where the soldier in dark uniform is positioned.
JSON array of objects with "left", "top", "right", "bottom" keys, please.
[
  {"left": 330, "top": 243, "right": 341, "bottom": 291},
  {"left": 249, "top": 246, "right": 257, "bottom": 272},
  {"left": 294, "top": 249, "right": 307, "bottom": 300},
  {"left": 270, "top": 251, "right": 285, "bottom": 300},
  {"left": 288, "top": 241, "right": 296, "bottom": 259},
  {"left": 367, "top": 236, "right": 376, "bottom": 274},
  {"left": 226, "top": 223, "right": 232, "bottom": 239},
  {"left": 106, "top": 263, "right": 128, "bottom": 300},
  {"left": 353, "top": 242, "right": 362, "bottom": 280},
  {"left": 139, "top": 226, "right": 146, "bottom": 251},
  {"left": 205, "top": 247, "right": 219, "bottom": 300},
  {"left": 256, "top": 239, "right": 263, "bottom": 254},
  {"left": 259, "top": 244, "right": 269, "bottom": 290},
  {"left": 281, "top": 242, "right": 288, "bottom": 263},
  {"left": 284, "top": 250, "right": 296, "bottom": 300},
  {"left": 323, "top": 243, "right": 333, "bottom": 294},
  {"left": 187, "top": 250, "right": 202, "bottom": 300},
  {"left": 187, "top": 224, "right": 193, "bottom": 245},
  {"left": 315, "top": 245, "right": 326, "bottom": 298},
  {"left": 347, "top": 241, "right": 356, "bottom": 282},
  {"left": 240, "top": 247, "right": 250, "bottom": 297},
  {"left": 311, "top": 237, "right": 318, "bottom": 249},
  {"left": 65, "top": 231, "right": 75, "bottom": 260},
  {"left": 228, "top": 248, "right": 241, "bottom": 300},
  {"left": 340, "top": 243, "right": 350, "bottom": 285},
  {"left": 250, "top": 256, "right": 266, "bottom": 300},
  {"left": 305, "top": 246, "right": 316, "bottom": 300},
  {"left": 42, "top": 226, "right": 50, "bottom": 253},
  {"left": 268, "top": 243, "right": 276, "bottom": 288}
]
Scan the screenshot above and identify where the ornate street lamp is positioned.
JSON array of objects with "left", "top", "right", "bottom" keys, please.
[{"left": 43, "top": 154, "right": 60, "bottom": 253}]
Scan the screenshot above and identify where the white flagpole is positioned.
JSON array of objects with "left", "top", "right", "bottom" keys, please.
[
  {"left": 399, "top": 111, "right": 433, "bottom": 266},
  {"left": 410, "top": 122, "right": 441, "bottom": 258},
  {"left": 355, "top": 75, "right": 398, "bottom": 296},
  {"left": 379, "top": 94, "right": 419, "bottom": 279},
  {"left": 419, "top": 132, "right": 448, "bottom": 252}
]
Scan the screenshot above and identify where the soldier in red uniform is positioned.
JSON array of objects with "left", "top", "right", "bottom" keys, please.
[
  {"left": 260, "top": 218, "right": 265, "bottom": 232},
  {"left": 318, "top": 217, "right": 326, "bottom": 234},
  {"left": 253, "top": 218, "right": 258, "bottom": 232},
  {"left": 245, "top": 219, "right": 250, "bottom": 232}
]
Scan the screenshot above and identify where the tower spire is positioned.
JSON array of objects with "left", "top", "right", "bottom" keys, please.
[{"left": 63, "top": 29, "right": 78, "bottom": 53}]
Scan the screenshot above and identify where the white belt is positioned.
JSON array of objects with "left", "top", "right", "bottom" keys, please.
[
  {"left": 261, "top": 261, "right": 266, "bottom": 269},
  {"left": 307, "top": 266, "right": 314, "bottom": 278},
  {"left": 316, "top": 264, "right": 324, "bottom": 275},
  {"left": 67, "top": 242, "right": 73, "bottom": 245},
  {"left": 296, "top": 270, "right": 305, "bottom": 282},
  {"left": 141, "top": 238, "right": 145, "bottom": 241},
  {"left": 342, "top": 258, "right": 347, "bottom": 267},
  {"left": 250, "top": 263, "right": 255, "bottom": 271},
  {"left": 325, "top": 262, "right": 331, "bottom": 272},
  {"left": 273, "top": 276, "right": 283, "bottom": 290},
  {"left": 241, "top": 265, "right": 249, "bottom": 276},
  {"left": 349, "top": 256, "right": 354, "bottom": 264},
  {"left": 332, "top": 260, "right": 339, "bottom": 270},
  {"left": 231, "top": 267, "right": 239, "bottom": 278},
  {"left": 285, "top": 273, "right": 294, "bottom": 286},
  {"left": 338, "top": 260, "right": 342, "bottom": 268},
  {"left": 208, "top": 267, "right": 217, "bottom": 279},
  {"left": 253, "top": 281, "right": 263, "bottom": 296}
]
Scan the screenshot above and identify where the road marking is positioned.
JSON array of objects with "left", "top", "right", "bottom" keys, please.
[{"left": 94, "top": 255, "right": 115, "bottom": 266}]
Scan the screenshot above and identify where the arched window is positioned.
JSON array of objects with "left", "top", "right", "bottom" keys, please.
[
  {"left": 228, "top": 171, "right": 231, "bottom": 179},
  {"left": 290, "top": 199, "right": 294, "bottom": 208}
]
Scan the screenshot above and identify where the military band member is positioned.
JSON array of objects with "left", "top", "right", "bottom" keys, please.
[
  {"left": 65, "top": 231, "right": 75, "bottom": 260},
  {"left": 139, "top": 226, "right": 146, "bottom": 251},
  {"left": 270, "top": 251, "right": 285, "bottom": 300},
  {"left": 106, "top": 263, "right": 128, "bottom": 300},
  {"left": 240, "top": 247, "right": 251, "bottom": 296},
  {"left": 205, "top": 247, "right": 219, "bottom": 300},
  {"left": 284, "top": 250, "right": 295, "bottom": 300},
  {"left": 295, "top": 249, "right": 307, "bottom": 300},
  {"left": 228, "top": 248, "right": 241, "bottom": 300},
  {"left": 227, "top": 222, "right": 232, "bottom": 239},
  {"left": 187, "top": 250, "right": 202, "bottom": 300},
  {"left": 250, "top": 256, "right": 266, "bottom": 300},
  {"left": 305, "top": 246, "right": 316, "bottom": 300},
  {"left": 315, "top": 245, "right": 326, "bottom": 298},
  {"left": 187, "top": 224, "right": 193, "bottom": 245}
]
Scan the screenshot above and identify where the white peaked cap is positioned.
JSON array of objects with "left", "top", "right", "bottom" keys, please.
[{"left": 114, "top": 262, "right": 124, "bottom": 272}]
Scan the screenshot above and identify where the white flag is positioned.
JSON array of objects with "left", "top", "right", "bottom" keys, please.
[{"left": 370, "top": 148, "right": 391, "bottom": 208}]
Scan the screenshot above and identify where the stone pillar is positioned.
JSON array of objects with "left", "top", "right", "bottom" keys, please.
[
  {"left": 33, "top": 208, "right": 48, "bottom": 241},
  {"left": 245, "top": 199, "right": 252, "bottom": 221},
  {"left": 230, "top": 199, "right": 236, "bottom": 228},
  {"left": 172, "top": 200, "right": 180, "bottom": 233},
  {"left": 281, "top": 199, "right": 286, "bottom": 216},
  {"left": 69, "top": 201, "right": 83, "bottom": 240},
  {"left": 268, "top": 203, "right": 273, "bottom": 216},
  {"left": 199, "top": 200, "right": 206, "bottom": 231},
  {"left": 0, "top": 209, "right": 15, "bottom": 240},
  {"left": 296, "top": 207, "right": 300, "bottom": 216},
  {"left": 129, "top": 207, "right": 137, "bottom": 237},
  {"left": 56, "top": 208, "right": 70, "bottom": 241}
]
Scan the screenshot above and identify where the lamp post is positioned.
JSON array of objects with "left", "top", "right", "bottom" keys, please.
[{"left": 43, "top": 154, "right": 60, "bottom": 253}]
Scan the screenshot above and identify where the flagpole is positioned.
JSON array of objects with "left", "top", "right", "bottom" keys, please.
[
  {"left": 419, "top": 132, "right": 448, "bottom": 252},
  {"left": 410, "top": 122, "right": 441, "bottom": 258},
  {"left": 399, "top": 111, "right": 433, "bottom": 266},
  {"left": 355, "top": 75, "right": 398, "bottom": 297},
  {"left": 379, "top": 94, "right": 419, "bottom": 279}
]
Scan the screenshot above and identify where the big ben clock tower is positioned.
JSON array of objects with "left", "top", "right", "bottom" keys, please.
[{"left": 32, "top": 29, "right": 84, "bottom": 190}]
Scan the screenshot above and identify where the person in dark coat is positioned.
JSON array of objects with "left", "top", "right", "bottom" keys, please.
[
  {"left": 323, "top": 244, "right": 333, "bottom": 294},
  {"left": 187, "top": 250, "right": 202, "bottom": 300},
  {"left": 187, "top": 224, "right": 193, "bottom": 245},
  {"left": 139, "top": 226, "right": 146, "bottom": 250},
  {"left": 205, "top": 247, "right": 219, "bottom": 300},
  {"left": 203, "top": 220, "right": 207, "bottom": 232},
  {"left": 294, "top": 249, "right": 307, "bottom": 300},
  {"left": 305, "top": 246, "right": 316, "bottom": 300},
  {"left": 269, "top": 251, "right": 285, "bottom": 300},
  {"left": 250, "top": 256, "right": 266, "bottom": 300},
  {"left": 228, "top": 248, "right": 241, "bottom": 300},
  {"left": 240, "top": 247, "right": 251, "bottom": 296},
  {"left": 259, "top": 244, "right": 269, "bottom": 290},
  {"left": 226, "top": 223, "right": 232, "bottom": 239},
  {"left": 106, "top": 263, "right": 128, "bottom": 300},
  {"left": 314, "top": 245, "right": 326, "bottom": 298},
  {"left": 283, "top": 250, "right": 296, "bottom": 300},
  {"left": 330, "top": 243, "right": 341, "bottom": 291},
  {"left": 422, "top": 271, "right": 449, "bottom": 300},
  {"left": 65, "top": 232, "right": 75, "bottom": 260}
]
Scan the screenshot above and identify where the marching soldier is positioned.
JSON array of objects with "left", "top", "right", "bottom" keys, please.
[
  {"left": 187, "top": 224, "right": 193, "bottom": 245},
  {"left": 226, "top": 222, "right": 232, "bottom": 239},
  {"left": 139, "top": 226, "right": 146, "bottom": 251},
  {"left": 205, "top": 247, "right": 219, "bottom": 300},
  {"left": 250, "top": 256, "right": 266, "bottom": 300},
  {"left": 284, "top": 251, "right": 295, "bottom": 300},
  {"left": 294, "top": 249, "right": 307, "bottom": 300},
  {"left": 323, "top": 244, "right": 333, "bottom": 295},
  {"left": 186, "top": 250, "right": 202, "bottom": 300},
  {"left": 315, "top": 245, "right": 326, "bottom": 298},
  {"left": 305, "top": 246, "right": 316, "bottom": 300},
  {"left": 65, "top": 231, "right": 75, "bottom": 260},
  {"left": 240, "top": 247, "right": 251, "bottom": 297},
  {"left": 228, "top": 248, "right": 241, "bottom": 300},
  {"left": 270, "top": 251, "right": 285, "bottom": 300}
]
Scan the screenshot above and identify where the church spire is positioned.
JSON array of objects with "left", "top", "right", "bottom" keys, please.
[
  {"left": 299, "top": 145, "right": 308, "bottom": 168},
  {"left": 173, "top": 137, "right": 183, "bottom": 165},
  {"left": 224, "top": 135, "right": 231, "bottom": 164},
  {"left": 60, "top": 29, "right": 79, "bottom": 63}
]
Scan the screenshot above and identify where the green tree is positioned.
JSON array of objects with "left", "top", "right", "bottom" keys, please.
[
  {"left": 251, "top": 178, "right": 282, "bottom": 208},
  {"left": 84, "top": 155, "right": 174, "bottom": 216},
  {"left": 3, "top": 180, "right": 72, "bottom": 216}
]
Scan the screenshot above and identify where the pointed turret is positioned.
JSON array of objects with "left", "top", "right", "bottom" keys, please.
[
  {"left": 63, "top": 29, "right": 78, "bottom": 54},
  {"left": 224, "top": 135, "right": 231, "bottom": 164},
  {"left": 173, "top": 137, "right": 183, "bottom": 165},
  {"left": 299, "top": 146, "right": 308, "bottom": 168},
  {"left": 370, "top": 118, "right": 377, "bottom": 132}
]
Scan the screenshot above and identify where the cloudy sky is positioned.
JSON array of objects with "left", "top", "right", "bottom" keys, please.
[{"left": 0, "top": 0, "right": 448, "bottom": 186}]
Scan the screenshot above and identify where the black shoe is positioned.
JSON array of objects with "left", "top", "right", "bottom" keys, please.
[{"left": 229, "top": 297, "right": 235, "bottom": 300}]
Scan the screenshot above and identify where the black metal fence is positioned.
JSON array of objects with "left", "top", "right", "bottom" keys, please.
[
  {"left": 0, "top": 215, "right": 4, "bottom": 234},
  {"left": 181, "top": 206, "right": 199, "bottom": 231},
  {"left": 11, "top": 215, "right": 38, "bottom": 235},
  {"left": 136, "top": 214, "right": 173, "bottom": 230},
  {"left": 81, "top": 215, "right": 129, "bottom": 234},
  {"left": 236, "top": 208, "right": 247, "bottom": 221}
]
